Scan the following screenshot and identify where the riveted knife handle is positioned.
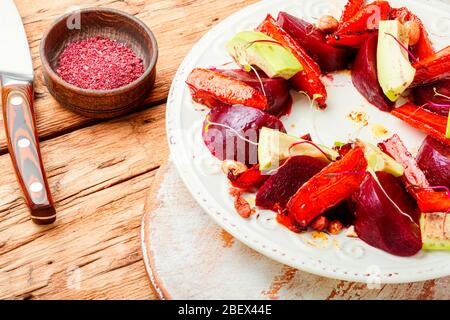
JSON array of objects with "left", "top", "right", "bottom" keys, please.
[{"left": 1, "top": 75, "right": 56, "bottom": 224}]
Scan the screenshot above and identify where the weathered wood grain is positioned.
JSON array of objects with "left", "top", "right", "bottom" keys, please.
[
  {"left": 0, "top": 0, "right": 259, "bottom": 300},
  {"left": 0, "top": 0, "right": 259, "bottom": 153},
  {"left": 0, "top": 104, "right": 168, "bottom": 299}
]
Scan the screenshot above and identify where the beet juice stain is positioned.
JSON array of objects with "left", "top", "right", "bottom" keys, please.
[{"left": 56, "top": 36, "right": 145, "bottom": 90}]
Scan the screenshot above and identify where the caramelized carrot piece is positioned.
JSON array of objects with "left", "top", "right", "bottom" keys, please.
[{"left": 391, "top": 103, "right": 450, "bottom": 146}]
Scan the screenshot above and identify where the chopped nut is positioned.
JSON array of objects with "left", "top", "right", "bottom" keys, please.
[
  {"left": 310, "top": 216, "right": 330, "bottom": 232},
  {"left": 327, "top": 220, "right": 343, "bottom": 235},
  {"left": 404, "top": 20, "right": 420, "bottom": 46},
  {"left": 221, "top": 160, "right": 247, "bottom": 176},
  {"left": 317, "top": 15, "right": 339, "bottom": 33}
]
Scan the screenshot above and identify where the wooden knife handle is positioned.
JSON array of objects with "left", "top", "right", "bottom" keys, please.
[{"left": 1, "top": 75, "right": 56, "bottom": 224}]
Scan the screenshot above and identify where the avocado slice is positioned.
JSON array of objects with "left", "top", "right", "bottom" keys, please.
[
  {"left": 420, "top": 212, "right": 450, "bottom": 250},
  {"left": 258, "top": 127, "right": 339, "bottom": 171},
  {"left": 226, "top": 31, "right": 303, "bottom": 80},
  {"left": 356, "top": 140, "right": 404, "bottom": 177},
  {"left": 377, "top": 20, "right": 416, "bottom": 102}
]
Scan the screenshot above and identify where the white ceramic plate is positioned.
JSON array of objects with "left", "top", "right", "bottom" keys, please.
[{"left": 166, "top": 0, "right": 450, "bottom": 284}]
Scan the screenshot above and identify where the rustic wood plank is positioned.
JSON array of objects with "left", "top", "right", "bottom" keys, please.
[
  {"left": 0, "top": 0, "right": 258, "bottom": 154},
  {"left": 0, "top": 104, "right": 168, "bottom": 299}
]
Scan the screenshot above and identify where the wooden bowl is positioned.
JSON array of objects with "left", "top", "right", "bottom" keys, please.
[{"left": 40, "top": 8, "right": 158, "bottom": 119}]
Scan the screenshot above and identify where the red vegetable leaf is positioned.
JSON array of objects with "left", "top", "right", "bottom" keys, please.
[
  {"left": 257, "top": 14, "right": 328, "bottom": 108},
  {"left": 391, "top": 103, "right": 450, "bottom": 146},
  {"left": 287, "top": 147, "right": 368, "bottom": 227}
]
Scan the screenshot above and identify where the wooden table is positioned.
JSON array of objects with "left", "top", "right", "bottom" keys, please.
[{"left": 0, "top": 0, "right": 259, "bottom": 300}]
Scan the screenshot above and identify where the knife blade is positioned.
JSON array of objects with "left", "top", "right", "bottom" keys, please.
[{"left": 0, "top": 0, "right": 56, "bottom": 224}]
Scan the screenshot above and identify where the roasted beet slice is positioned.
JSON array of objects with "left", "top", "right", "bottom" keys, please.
[
  {"left": 186, "top": 68, "right": 268, "bottom": 110},
  {"left": 413, "top": 80, "right": 450, "bottom": 117},
  {"left": 212, "top": 69, "right": 292, "bottom": 117},
  {"left": 417, "top": 136, "right": 450, "bottom": 189},
  {"left": 256, "top": 156, "right": 328, "bottom": 210},
  {"left": 351, "top": 33, "right": 394, "bottom": 112},
  {"left": 277, "top": 12, "right": 355, "bottom": 72},
  {"left": 379, "top": 134, "right": 430, "bottom": 190},
  {"left": 355, "top": 174, "right": 422, "bottom": 257},
  {"left": 203, "top": 105, "right": 285, "bottom": 165},
  {"left": 376, "top": 172, "right": 421, "bottom": 223}
]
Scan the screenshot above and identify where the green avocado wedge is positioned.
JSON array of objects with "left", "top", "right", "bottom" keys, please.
[
  {"left": 258, "top": 127, "right": 339, "bottom": 171},
  {"left": 420, "top": 212, "right": 450, "bottom": 251},
  {"left": 356, "top": 140, "right": 404, "bottom": 177},
  {"left": 226, "top": 31, "right": 303, "bottom": 80},
  {"left": 377, "top": 20, "right": 416, "bottom": 102}
]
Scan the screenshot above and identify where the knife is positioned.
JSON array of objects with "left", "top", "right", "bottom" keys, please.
[{"left": 0, "top": 0, "right": 56, "bottom": 224}]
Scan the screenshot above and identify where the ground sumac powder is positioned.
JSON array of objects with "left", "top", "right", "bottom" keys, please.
[{"left": 56, "top": 36, "right": 145, "bottom": 90}]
